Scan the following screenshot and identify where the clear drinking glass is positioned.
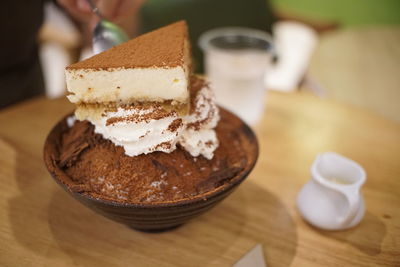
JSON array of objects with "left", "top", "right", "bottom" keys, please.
[{"left": 199, "top": 27, "right": 274, "bottom": 125}]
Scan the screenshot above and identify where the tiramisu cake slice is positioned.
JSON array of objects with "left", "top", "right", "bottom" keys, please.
[
  {"left": 64, "top": 21, "right": 220, "bottom": 160},
  {"left": 66, "top": 20, "right": 191, "bottom": 105}
]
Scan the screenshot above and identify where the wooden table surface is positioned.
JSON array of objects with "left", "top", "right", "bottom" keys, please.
[
  {"left": 0, "top": 92, "right": 399, "bottom": 266},
  {"left": 309, "top": 26, "right": 400, "bottom": 122}
]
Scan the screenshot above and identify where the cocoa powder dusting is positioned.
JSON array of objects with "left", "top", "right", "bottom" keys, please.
[
  {"left": 56, "top": 110, "right": 251, "bottom": 204},
  {"left": 167, "top": 119, "right": 183, "bottom": 132},
  {"left": 66, "top": 21, "right": 188, "bottom": 70},
  {"left": 106, "top": 105, "right": 176, "bottom": 125}
]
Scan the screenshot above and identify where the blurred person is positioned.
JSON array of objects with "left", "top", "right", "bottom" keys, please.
[
  {"left": 59, "top": 0, "right": 145, "bottom": 42},
  {"left": 0, "top": 0, "right": 144, "bottom": 109},
  {"left": 0, "top": 1, "right": 46, "bottom": 109}
]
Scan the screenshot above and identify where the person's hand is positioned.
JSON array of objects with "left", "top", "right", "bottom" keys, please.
[{"left": 58, "top": 0, "right": 146, "bottom": 37}]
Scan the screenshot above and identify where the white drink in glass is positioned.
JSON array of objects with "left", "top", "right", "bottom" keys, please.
[{"left": 200, "top": 28, "right": 273, "bottom": 126}]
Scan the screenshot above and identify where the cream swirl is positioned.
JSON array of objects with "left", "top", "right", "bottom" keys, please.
[{"left": 73, "top": 79, "right": 220, "bottom": 159}]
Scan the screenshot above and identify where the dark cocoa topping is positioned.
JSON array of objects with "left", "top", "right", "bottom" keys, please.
[{"left": 56, "top": 110, "right": 249, "bottom": 203}]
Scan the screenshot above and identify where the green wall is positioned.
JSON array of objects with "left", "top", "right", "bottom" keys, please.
[{"left": 271, "top": 0, "right": 400, "bottom": 26}]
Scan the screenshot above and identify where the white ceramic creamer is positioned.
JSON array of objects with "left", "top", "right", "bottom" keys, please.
[{"left": 297, "top": 152, "right": 366, "bottom": 230}]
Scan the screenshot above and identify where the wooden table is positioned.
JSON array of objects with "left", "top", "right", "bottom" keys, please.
[
  {"left": 1, "top": 92, "right": 399, "bottom": 266},
  {"left": 309, "top": 26, "right": 400, "bottom": 122}
]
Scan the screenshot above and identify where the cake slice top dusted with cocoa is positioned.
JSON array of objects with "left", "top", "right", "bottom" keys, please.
[{"left": 65, "top": 21, "right": 191, "bottom": 105}]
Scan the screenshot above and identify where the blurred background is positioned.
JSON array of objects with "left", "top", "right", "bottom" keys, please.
[{"left": 1, "top": 0, "right": 399, "bottom": 121}]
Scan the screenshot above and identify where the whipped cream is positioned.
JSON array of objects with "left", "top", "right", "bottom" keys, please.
[
  {"left": 179, "top": 80, "right": 219, "bottom": 159},
  {"left": 73, "top": 82, "right": 220, "bottom": 159},
  {"left": 93, "top": 107, "right": 184, "bottom": 156}
]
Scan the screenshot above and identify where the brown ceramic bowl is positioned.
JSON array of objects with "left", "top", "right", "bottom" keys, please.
[{"left": 43, "top": 108, "right": 258, "bottom": 232}]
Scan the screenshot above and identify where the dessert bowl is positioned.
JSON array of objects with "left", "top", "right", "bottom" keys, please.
[{"left": 43, "top": 108, "right": 258, "bottom": 232}]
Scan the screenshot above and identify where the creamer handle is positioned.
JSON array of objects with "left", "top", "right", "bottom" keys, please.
[{"left": 339, "top": 188, "right": 359, "bottom": 227}]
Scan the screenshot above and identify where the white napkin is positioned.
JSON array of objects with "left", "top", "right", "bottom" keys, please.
[
  {"left": 265, "top": 21, "right": 318, "bottom": 92},
  {"left": 234, "top": 244, "right": 266, "bottom": 267}
]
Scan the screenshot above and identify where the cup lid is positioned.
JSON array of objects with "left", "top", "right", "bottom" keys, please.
[{"left": 198, "top": 27, "right": 274, "bottom": 53}]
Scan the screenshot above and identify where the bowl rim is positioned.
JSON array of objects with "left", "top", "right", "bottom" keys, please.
[{"left": 43, "top": 107, "right": 259, "bottom": 209}]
